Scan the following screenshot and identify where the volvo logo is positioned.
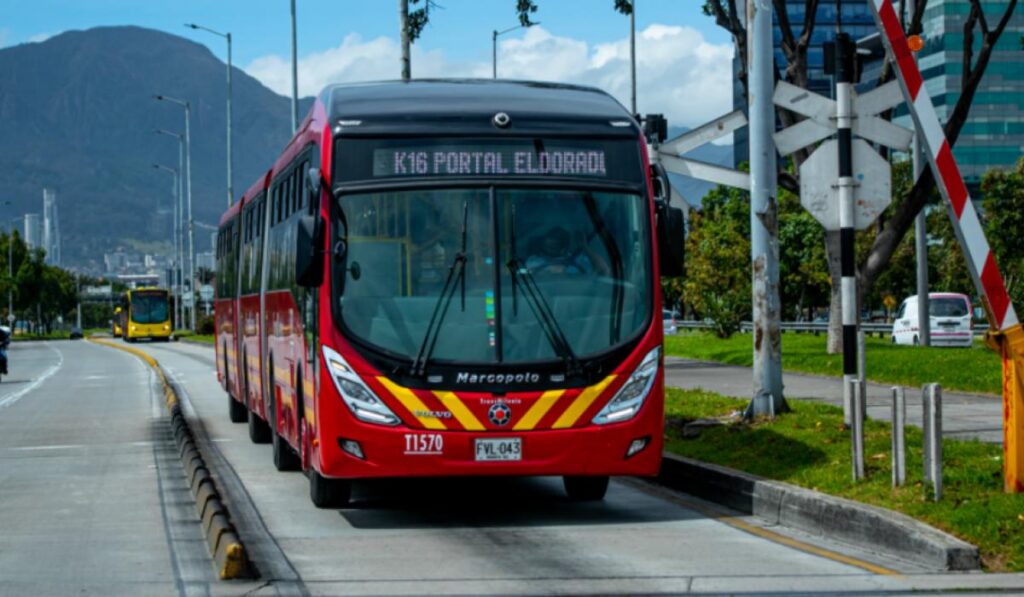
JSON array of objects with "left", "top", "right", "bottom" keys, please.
[{"left": 488, "top": 402, "right": 512, "bottom": 426}]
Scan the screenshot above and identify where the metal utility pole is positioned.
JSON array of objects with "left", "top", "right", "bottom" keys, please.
[
  {"left": 745, "top": 0, "right": 785, "bottom": 417},
  {"left": 155, "top": 128, "right": 185, "bottom": 330},
  {"left": 400, "top": 0, "right": 411, "bottom": 80},
  {"left": 154, "top": 95, "right": 196, "bottom": 332},
  {"left": 185, "top": 24, "right": 233, "bottom": 207},
  {"left": 630, "top": 0, "right": 637, "bottom": 115},
  {"left": 290, "top": 0, "right": 299, "bottom": 131},
  {"left": 908, "top": 0, "right": 929, "bottom": 346},
  {"left": 835, "top": 31, "right": 859, "bottom": 426}
]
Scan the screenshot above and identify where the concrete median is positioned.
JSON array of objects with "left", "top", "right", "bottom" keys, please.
[
  {"left": 657, "top": 453, "right": 980, "bottom": 571},
  {"left": 88, "top": 337, "right": 252, "bottom": 580}
]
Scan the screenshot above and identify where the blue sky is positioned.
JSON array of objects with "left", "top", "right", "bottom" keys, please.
[
  {"left": 1, "top": 1, "right": 739, "bottom": 127},
  {"left": 2, "top": 1, "right": 730, "bottom": 64}
]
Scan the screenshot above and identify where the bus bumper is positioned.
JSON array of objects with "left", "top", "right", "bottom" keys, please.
[{"left": 316, "top": 399, "right": 663, "bottom": 479}]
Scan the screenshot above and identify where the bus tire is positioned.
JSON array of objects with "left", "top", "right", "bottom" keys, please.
[
  {"left": 247, "top": 409, "right": 271, "bottom": 444},
  {"left": 270, "top": 366, "right": 300, "bottom": 471},
  {"left": 309, "top": 469, "right": 351, "bottom": 508},
  {"left": 563, "top": 475, "right": 609, "bottom": 501},
  {"left": 228, "top": 394, "right": 247, "bottom": 423}
]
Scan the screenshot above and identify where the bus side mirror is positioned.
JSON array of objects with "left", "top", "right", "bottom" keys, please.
[
  {"left": 658, "top": 206, "right": 685, "bottom": 278},
  {"left": 651, "top": 162, "right": 685, "bottom": 277},
  {"left": 296, "top": 215, "right": 324, "bottom": 287},
  {"left": 307, "top": 167, "right": 321, "bottom": 210}
]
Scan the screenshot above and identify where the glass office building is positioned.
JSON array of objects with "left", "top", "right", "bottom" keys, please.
[{"left": 908, "top": 0, "right": 1023, "bottom": 185}]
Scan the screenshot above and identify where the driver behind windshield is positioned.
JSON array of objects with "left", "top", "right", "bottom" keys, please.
[{"left": 526, "top": 226, "right": 610, "bottom": 276}]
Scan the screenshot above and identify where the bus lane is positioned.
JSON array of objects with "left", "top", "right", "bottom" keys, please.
[{"left": 136, "top": 340, "right": 912, "bottom": 595}]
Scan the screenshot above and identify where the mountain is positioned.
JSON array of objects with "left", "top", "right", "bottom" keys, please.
[{"left": 0, "top": 26, "right": 313, "bottom": 270}]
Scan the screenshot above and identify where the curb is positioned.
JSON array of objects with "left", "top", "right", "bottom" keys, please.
[
  {"left": 656, "top": 453, "right": 980, "bottom": 571},
  {"left": 89, "top": 338, "right": 252, "bottom": 579}
]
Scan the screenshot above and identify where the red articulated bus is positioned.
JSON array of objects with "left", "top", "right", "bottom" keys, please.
[{"left": 215, "top": 80, "right": 685, "bottom": 508}]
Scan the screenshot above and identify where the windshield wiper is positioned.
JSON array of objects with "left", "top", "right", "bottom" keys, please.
[
  {"left": 411, "top": 202, "right": 469, "bottom": 377},
  {"left": 506, "top": 205, "right": 580, "bottom": 375},
  {"left": 582, "top": 192, "right": 625, "bottom": 344}
]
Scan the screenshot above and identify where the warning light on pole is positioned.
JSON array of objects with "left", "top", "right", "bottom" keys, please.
[{"left": 907, "top": 35, "right": 924, "bottom": 52}]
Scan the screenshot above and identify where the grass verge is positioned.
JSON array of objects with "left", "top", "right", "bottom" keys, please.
[
  {"left": 175, "top": 331, "right": 214, "bottom": 345},
  {"left": 664, "top": 331, "right": 1001, "bottom": 395},
  {"left": 664, "top": 386, "right": 1021, "bottom": 571}
]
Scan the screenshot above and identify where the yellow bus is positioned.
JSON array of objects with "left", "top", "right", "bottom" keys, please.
[
  {"left": 122, "top": 288, "right": 172, "bottom": 342},
  {"left": 112, "top": 306, "right": 124, "bottom": 337}
]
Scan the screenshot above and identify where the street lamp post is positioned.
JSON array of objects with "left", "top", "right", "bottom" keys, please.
[
  {"left": 152, "top": 163, "right": 180, "bottom": 331},
  {"left": 492, "top": 22, "right": 538, "bottom": 79},
  {"left": 155, "top": 129, "right": 185, "bottom": 331},
  {"left": 153, "top": 94, "right": 195, "bottom": 332},
  {"left": 185, "top": 24, "right": 233, "bottom": 208},
  {"left": 290, "top": 0, "right": 299, "bottom": 132}
]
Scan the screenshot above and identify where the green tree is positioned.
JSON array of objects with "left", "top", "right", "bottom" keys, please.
[
  {"left": 981, "top": 157, "right": 1024, "bottom": 308},
  {"left": 683, "top": 185, "right": 751, "bottom": 337}
]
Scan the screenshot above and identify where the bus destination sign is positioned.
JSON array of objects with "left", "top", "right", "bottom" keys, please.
[
  {"left": 374, "top": 147, "right": 608, "bottom": 178},
  {"left": 335, "top": 138, "right": 643, "bottom": 185}
]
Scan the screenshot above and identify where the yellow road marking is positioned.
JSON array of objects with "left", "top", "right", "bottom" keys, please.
[
  {"left": 433, "top": 391, "right": 485, "bottom": 430},
  {"left": 377, "top": 377, "right": 446, "bottom": 430},
  {"left": 552, "top": 376, "right": 616, "bottom": 429},
  {"left": 514, "top": 390, "right": 565, "bottom": 430}
]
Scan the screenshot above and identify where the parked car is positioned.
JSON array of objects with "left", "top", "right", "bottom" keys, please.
[
  {"left": 663, "top": 309, "right": 679, "bottom": 335},
  {"left": 891, "top": 293, "right": 972, "bottom": 347}
]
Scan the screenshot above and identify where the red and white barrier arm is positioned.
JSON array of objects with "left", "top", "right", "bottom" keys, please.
[{"left": 869, "top": 0, "right": 1018, "bottom": 331}]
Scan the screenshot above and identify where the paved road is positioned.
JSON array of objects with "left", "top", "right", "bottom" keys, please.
[
  {"left": 0, "top": 341, "right": 216, "bottom": 596},
  {"left": 665, "top": 357, "right": 1003, "bottom": 443},
  {"left": 6, "top": 338, "right": 1024, "bottom": 595}
]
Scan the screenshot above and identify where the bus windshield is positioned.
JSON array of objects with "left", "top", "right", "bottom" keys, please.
[
  {"left": 336, "top": 188, "right": 651, "bottom": 366},
  {"left": 131, "top": 292, "right": 170, "bottom": 324}
]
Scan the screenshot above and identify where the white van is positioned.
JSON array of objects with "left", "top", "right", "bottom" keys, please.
[{"left": 891, "top": 293, "right": 973, "bottom": 347}]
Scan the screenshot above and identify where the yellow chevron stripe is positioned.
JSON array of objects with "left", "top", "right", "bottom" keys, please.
[
  {"left": 552, "top": 375, "right": 617, "bottom": 429},
  {"left": 376, "top": 377, "right": 446, "bottom": 430},
  {"left": 433, "top": 391, "right": 485, "bottom": 430},
  {"left": 514, "top": 390, "right": 566, "bottom": 430},
  {"left": 305, "top": 407, "right": 316, "bottom": 426}
]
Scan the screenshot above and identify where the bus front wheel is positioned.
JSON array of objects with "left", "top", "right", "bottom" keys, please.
[
  {"left": 563, "top": 475, "right": 609, "bottom": 501},
  {"left": 309, "top": 469, "right": 351, "bottom": 509}
]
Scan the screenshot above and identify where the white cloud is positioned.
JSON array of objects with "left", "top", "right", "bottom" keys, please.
[
  {"left": 0, "top": 29, "right": 10, "bottom": 48},
  {"left": 244, "top": 25, "right": 734, "bottom": 129},
  {"left": 27, "top": 32, "right": 53, "bottom": 43}
]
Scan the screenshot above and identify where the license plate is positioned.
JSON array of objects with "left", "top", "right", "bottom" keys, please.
[{"left": 475, "top": 438, "right": 522, "bottom": 462}]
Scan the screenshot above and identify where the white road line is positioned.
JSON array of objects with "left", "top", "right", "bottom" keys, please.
[
  {"left": 0, "top": 344, "right": 64, "bottom": 410},
  {"left": 9, "top": 443, "right": 86, "bottom": 451}
]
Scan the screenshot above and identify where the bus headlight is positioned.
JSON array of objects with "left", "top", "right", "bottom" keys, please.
[
  {"left": 322, "top": 345, "right": 400, "bottom": 426},
  {"left": 592, "top": 347, "right": 660, "bottom": 425}
]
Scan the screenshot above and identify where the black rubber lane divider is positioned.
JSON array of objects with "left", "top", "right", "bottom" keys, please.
[{"left": 89, "top": 338, "right": 253, "bottom": 579}]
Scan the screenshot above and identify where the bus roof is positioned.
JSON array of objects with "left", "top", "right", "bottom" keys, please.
[{"left": 322, "top": 79, "right": 640, "bottom": 136}]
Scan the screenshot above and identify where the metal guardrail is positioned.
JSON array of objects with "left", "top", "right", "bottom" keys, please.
[{"left": 676, "top": 320, "right": 990, "bottom": 337}]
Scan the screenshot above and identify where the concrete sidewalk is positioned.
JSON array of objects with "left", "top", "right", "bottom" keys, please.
[{"left": 664, "top": 357, "right": 1003, "bottom": 444}]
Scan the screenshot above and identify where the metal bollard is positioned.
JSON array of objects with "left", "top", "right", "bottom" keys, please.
[
  {"left": 857, "top": 330, "right": 866, "bottom": 390},
  {"left": 922, "top": 383, "right": 943, "bottom": 500},
  {"left": 891, "top": 386, "right": 906, "bottom": 487},
  {"left": 851, "top": 379, "right": 865, "bottom": 481}
]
